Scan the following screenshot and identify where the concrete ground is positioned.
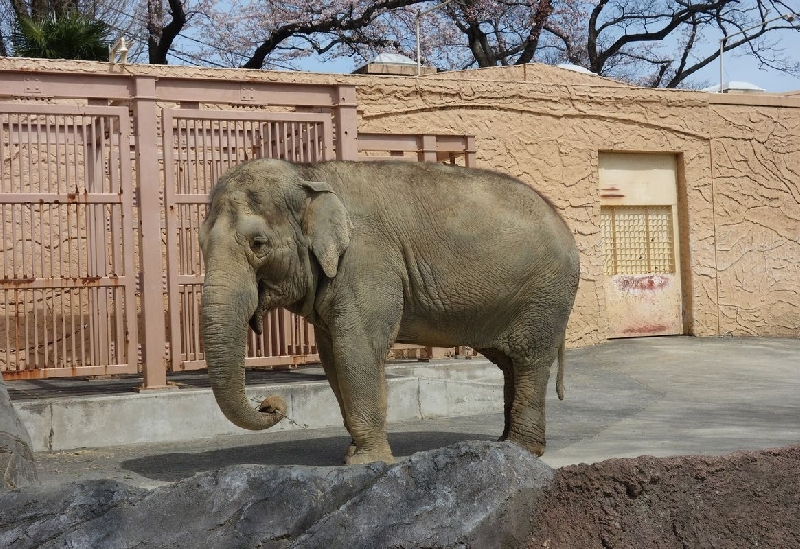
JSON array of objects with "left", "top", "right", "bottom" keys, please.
[{"left": 20, "top": 336, "right": 800, "bottom": 489}]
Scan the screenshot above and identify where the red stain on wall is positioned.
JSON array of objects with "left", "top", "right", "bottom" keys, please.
[
  {"left": 622, "top": 324, "right": 669, "bottom": 335},
  {"left": 613, "top": 274, "right": 670, "bottom": 292}
]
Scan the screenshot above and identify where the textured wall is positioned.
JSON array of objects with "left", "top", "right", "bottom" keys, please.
[
  {"left": 710, "top": 105, "right": 800, "bottom": 336},
  {"left": 0, "top": 58, "right": 797, "bottom": 345}
]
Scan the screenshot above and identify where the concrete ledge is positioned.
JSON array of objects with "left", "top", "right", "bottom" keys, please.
[{"left": 17, "top": 361, "right": 503, "bottom": 452}]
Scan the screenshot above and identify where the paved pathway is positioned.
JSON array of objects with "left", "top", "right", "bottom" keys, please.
[{"left": 32, "top": 336, "right": 800, "bottom": 488}]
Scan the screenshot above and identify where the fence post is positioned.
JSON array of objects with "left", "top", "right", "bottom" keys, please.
[
  {"left": 419, "top": 134, "right": 437, "bottom": 163},
  {"left": 464, "top": 135, "right": 476, "bottom": 167},
  {"left": 334, "top": 86, "right": 358, "bottom": 160},
  {"left": 133, "top": 76, "right": 169, "bottom": 389}
]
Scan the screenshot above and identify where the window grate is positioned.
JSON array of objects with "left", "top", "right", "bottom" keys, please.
[{"left": 601, "top": 206, "right": 675, "bottom": 275}]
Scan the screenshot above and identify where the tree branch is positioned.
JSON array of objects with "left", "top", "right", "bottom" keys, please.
[
  {"left": 515, "top": 0, "right": 552, "bottom": 65},
  {"left": 150, "top": 0, "right": 186, "bottom": 64},
  {"left": 243, "top": 0, "right": 427, "bottom": 69}
]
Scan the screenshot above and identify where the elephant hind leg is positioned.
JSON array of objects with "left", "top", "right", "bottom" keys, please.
[
  {"left": 481, "top": 345, "right": 557, "bottom": 457},
  {"left": 476, "top": 347, "right": 513, "bottom": 441}
]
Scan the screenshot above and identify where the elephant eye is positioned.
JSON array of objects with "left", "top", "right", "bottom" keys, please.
[{"left": 251, "top": 235, "right": 269, "bottom": 252}]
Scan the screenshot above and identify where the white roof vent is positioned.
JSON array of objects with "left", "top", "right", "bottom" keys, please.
[
  {"left": 557, "top": 63, "right": 595, "bottom": 75},
  {"left": 703, "top": 80, "right": 767, "bottom": 94},
  {"left": 354, "top": 52, "right": 436, "bottom": 76},
  {"left": 370, "top": 53, "right": 416, "bottom": 65}
]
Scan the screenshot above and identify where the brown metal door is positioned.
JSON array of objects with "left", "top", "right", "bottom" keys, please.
[
  {"left": 0, "top": 104, "right": 138, "bottom": 378},
  {"left": 599, "top": 153, "right": 683, "bottom": 338},
  {"left": 162, "top": 108, "right": 333, "bottom": 371}
]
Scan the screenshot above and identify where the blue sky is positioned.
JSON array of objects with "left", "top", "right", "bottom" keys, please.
[{"left": 695, "top": 27, "right": 800, "bottom": 92}]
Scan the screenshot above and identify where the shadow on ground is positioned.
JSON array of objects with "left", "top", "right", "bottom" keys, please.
[{"left": 121, "top": 431, "right": 497, "bottom": 483}]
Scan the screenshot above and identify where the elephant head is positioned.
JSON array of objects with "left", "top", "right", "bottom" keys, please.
[{"left": 199, "top": 160, "right": 350, "bottom": 430}]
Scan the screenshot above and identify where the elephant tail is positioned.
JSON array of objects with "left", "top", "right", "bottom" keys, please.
[{"left": 556, "top": 338, "right": 566, "bottom": 400}]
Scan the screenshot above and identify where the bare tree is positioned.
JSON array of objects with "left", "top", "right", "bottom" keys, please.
[
  {"left": 178, "top": 0, "right": 429, "bottom": 69},
  {"left": 2, "top": 0, "right": 797, "bottom": 89},
  {"left": 545, "top": 0, "right": 800, "bottom": 88},
  {"left": 330, "top": 0, "right": 800, "bottom": 87}
]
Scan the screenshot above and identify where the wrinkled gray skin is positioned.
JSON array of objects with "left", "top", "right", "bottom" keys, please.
[{"left": 200, "top": 159, "right": 579, "bottom": 465}]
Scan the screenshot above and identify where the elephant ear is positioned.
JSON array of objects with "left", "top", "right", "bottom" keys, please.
[{"left": 301, "top": 180, "right": 351, "bottom": 278}]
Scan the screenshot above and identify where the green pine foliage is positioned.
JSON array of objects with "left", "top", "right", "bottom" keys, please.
[{"left": 11, "top": 11, "right": 111, "bottom": 61}]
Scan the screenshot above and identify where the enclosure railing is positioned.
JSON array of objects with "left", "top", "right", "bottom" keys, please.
[{"left": 358, "top": 133, "right": 476, "bottom": 167}]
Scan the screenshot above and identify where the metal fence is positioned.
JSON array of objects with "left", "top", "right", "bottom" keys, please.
[
  {"left": 0, "top": 104, "right": 138, "bottom": 378},
  {"left": 163, "top": 108, "right": 336, "bottom": 372},
  {"left": 0, "top": 67, "right": 475, "bottom": 388}
]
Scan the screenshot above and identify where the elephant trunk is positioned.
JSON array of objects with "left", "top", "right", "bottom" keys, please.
[{"left": 201, "top": 275, "right": 286, "bottom": 430}]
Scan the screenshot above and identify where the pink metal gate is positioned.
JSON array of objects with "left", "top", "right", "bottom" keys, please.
[
  {"left": 163, "top": 108, "right": 334, "bottom": 371},
  {"left": 0, "top": 104, "right": 138, "bottom": 378}
]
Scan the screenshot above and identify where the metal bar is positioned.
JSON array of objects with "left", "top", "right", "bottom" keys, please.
[
  {"left": 0, "top": 113, "right": 5, "bottom": 189},
  {"left": 117, "top": 108, "right": 139, "bottom": 371},
  {"left": 357, "top": 134, "right": 424, "bottom": 151},
  {"left": 0, "top": 71, "right": 354, "bottom": 108},
  {"left": 13, "top": 288, "right": 21, "bottom": 371},
  {"left": 163, "top": 108, "right": 183, "bottom": 372},
  {"left": 133, "top": 76, "right": 168, "bottom": 388},
  {"left": 2, "top": 362, "right": 138, "bottom": 380},
  {"left": 108, "top": 118, "right": 124, "bottom": 364},
  {"left": 334, "top": 86, "right": 358, "bottom": 160},
  {"left": 88, "top": 115, "right": 104, "bottom": 364},
  {"left": 3, "top": 290, "right": 9, "bottom": 371},
  {"left": 0, "top": 73, "right": 135, "bottom": 101},
  {"left": 154, "top": 79, "right": 341, "bottom": 106},
  {"left": 9, "top": 122, "right": 19, "bottom": 281},
  {"left": 192, "top": 284, "right": 202, "bottom": 361},
  {"left": 55, "top": 121, "right": 67, "bottom": 368},
  {"left": 0, "top": 193, "right": 124, "bottom": 204},
  {"left": 265, "top": 121, "right": 273, "bottom": 158},
  {"left": 21, "top": 117, "right": 31, "bottom": 279},
  {"left": 419, "top": 134, "right": 438, "bottom": 163},
  {"left": 464, "top": 136, "right": 477, "bottom": 167}
]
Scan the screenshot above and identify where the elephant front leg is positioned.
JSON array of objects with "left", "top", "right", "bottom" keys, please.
[
  {"left": 330, "top": 312, "right": 400, "bottom": 465},
  {"left": 336, "top": 343, "right": 395, "bottom": 465},
  {"left": 315, "top": 329, "right": 357, "bottom": 461},
  {"left": 341, "top": 378, "right": 394, "bottom": 464}
]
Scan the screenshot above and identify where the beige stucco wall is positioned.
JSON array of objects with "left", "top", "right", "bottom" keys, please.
[
  {"left": 1, "top": 58, "right": 798, "bottom": 347},
  {"left": 709, "top": 104, "right": 800, "bottom": 336}
]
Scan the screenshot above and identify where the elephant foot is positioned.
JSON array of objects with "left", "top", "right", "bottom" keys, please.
[
  {"left": 344, "top": 444, "right": 395, "bottom": 465},
  {"left": 506, "top": 435, "right": 546, "bottom": 457}
]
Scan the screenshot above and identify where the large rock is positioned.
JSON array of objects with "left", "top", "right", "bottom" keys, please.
[
  {"left": 0, "top": 441, "right": 552, "bottom": 548},
  {"left": 294, "top": 440, "right": 553, "bottom": 548},
  {"left": 0, "top": 374, "right": 37, "bottom": 491}
]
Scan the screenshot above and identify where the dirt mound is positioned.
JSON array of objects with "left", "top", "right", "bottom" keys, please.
[{"left": 526, "top": 445, "right": 800, "bottom": 548}]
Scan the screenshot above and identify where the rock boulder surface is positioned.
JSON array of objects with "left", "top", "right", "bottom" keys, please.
[
  {"left": 0, "top": 375, "right": 37, "bottom": 492},
  {"left": 0, "top": 440, "right": 552, "bottom": 548}
]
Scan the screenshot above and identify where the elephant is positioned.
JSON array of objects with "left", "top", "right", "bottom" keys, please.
[{"left": 199, "top": 158, "right": 580, "bottom": 465}]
